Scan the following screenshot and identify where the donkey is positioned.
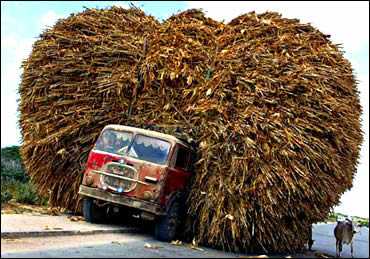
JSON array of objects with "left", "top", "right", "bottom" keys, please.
[{"left": 334, "top": 218, "right": 359, "bottom": 258}]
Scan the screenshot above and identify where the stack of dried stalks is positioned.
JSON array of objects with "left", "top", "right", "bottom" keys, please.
[
  {"left": 19, "top": 7, "right": 362, "bottom": 253},
  {"left": 19, "top": 6, "right": 160, "bottom": 210},
  {"left": 184, "top": 11, "right": 363, "bottom": 253}
]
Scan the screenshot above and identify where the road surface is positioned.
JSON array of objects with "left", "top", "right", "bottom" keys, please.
[
  {"left": 1, "top": 214, "right": 369, "bottom": 257},
  {"left": 1, "top": 232, "right": 243, "bottom": 258}
]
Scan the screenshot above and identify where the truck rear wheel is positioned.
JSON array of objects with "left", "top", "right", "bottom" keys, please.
[
  {"left": 83, "top": 197, "right": 105, "bottom": 223},
  {"left": 154, "top": 200, "right": 181, "bottom": 242}
]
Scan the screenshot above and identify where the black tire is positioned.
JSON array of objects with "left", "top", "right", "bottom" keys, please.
[
  {"left": 83, "top": 197, "right": 105, "bottom": 223},
  {"left": 154, "top": 200, "right": 182, "bottom": 242}
]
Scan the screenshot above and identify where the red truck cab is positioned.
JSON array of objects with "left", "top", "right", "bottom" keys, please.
[{"left": 78, "top": 124, "right": 195, "bottom": 241}]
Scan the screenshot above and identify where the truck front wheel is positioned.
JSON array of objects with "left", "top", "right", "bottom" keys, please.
[
  {"left": 154, "top": 200, "right": 181, "bottom": 242},
  {"left": 83, "top": 197, "right": 105, "bottom": 223}
]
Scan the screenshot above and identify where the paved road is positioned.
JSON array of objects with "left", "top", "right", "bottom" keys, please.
[
  {"left": 1, "top": 233, "right": 242, "bottom": 258},
  {"left": 1, "top": 232, "right": 321, "bottom": 258},
  {"left": 1, "top": 214, "right": 368, "bottom": 258},
  {"left": 1, "top": 213, "right": 312, "bottom": 258},
  {"left": 1, "top": 214, "right": 137, "bottom": 238}
]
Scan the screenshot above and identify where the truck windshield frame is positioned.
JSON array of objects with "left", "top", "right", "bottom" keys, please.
[{"left": 94, "top": 129, "right": 171, "bottom": 165}]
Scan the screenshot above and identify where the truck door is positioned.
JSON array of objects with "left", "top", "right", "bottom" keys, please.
[{"left": 161, "top": 144, "right": 192, "bottom": 205}]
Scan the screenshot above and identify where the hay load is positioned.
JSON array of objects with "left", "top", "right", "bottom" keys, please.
[
  {"left": 186, "top": 11, "right": 363, "bottom": 252},
  {"left": 19, "top": 6, "right": 160, "bottom": 210},
  {"left": 19, "top": 6, "right": 362, "bottom": 253}
]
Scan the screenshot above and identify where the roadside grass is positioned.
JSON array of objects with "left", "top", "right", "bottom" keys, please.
[
  {"left": 353, "top": 217, "right": 369, "bottom": 228},
  {"left": 325, "top": 211, "right": 369, "bottom": 227}
]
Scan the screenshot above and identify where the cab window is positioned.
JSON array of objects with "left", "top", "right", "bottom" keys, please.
[
  {"left": 174, "top": 145, "right": 190, "bottom": 171},
  {"left": 94, "top": 129, "right": 133, "bottom": 155},
  {"left": 127, "top": 134, "right": 171, "bottom": 165}
]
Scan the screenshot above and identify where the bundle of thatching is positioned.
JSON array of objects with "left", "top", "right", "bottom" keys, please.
[{"left": 19, "top": 7, "right": 362, "bottom": 253}]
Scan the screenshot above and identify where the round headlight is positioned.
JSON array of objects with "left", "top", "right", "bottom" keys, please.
[
  {"left": 86, "top": 175, "right": 94, "bottom": 186},
  {"left": 143, "top": 191, "right": 153, "bottom": 200}
]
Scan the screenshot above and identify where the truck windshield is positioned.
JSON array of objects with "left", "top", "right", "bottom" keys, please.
[
  {"left": 127, "top": 134, "right": 171, "bottom": 165},
  {"left": 94, "top": 129, "right": 133, "bottom": 155},
  {"left": 94, "top": 129, "right": 171, "bottom": 165}
]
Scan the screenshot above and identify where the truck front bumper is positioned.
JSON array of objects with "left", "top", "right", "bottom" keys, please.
[{"left": 78, "top": 185, "right": 164, "bottom": 216}]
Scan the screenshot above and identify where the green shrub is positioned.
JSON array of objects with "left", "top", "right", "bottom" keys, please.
[
  {"left": 1, "top": 146, "right": 48, "bottom": 206},
  {"left": 14, "top": 182, "right": 39, "bottom": 205},
  {"left": 1, "top": 146, "right": 29, "bottom": 183},
  {"left": 38, "top": 195, "right": 49, "bottom": 206},
  {"left": 1, "top": 168, "right": 29, "bottom": 183},
  {"left": 1, "top": 189, "right": 13, "bottom": 204},
  {"left": 357, "top": 219, "right": 369, "bottom": 228}
]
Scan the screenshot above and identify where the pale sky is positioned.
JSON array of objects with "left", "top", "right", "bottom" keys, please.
[{"left": 1, "top": 1, "right": 368, "bottom": 217}]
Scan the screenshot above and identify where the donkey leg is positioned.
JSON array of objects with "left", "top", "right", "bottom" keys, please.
[{"left": 336, "top": 240, "right": 340, "bottom": 257}]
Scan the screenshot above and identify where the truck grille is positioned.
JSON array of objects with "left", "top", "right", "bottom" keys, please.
[{"left": 100, "top": 162, "right": 138, "bottom": 193}]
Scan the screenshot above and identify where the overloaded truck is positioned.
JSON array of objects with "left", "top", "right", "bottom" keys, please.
[
  {"left": 78, "top": 124, "right": 195, "bottom": 241},
  {"left": 79, "top": 124, "right": 314, "bottom": 249}
]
